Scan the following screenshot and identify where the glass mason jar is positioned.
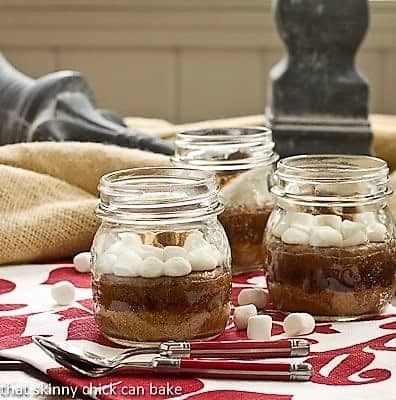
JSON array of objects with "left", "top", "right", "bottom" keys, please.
[
  {"left": 91, "top": 167, "right": 232, "bottom": 345},
  {"left": 265, "top": 155, "right": 396, "bottom": 321},
  {"left": 172, "top": 127, "right": 278, "bottom": 274}
]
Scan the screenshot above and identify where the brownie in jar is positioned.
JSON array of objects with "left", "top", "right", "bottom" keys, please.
[
  {"left": 266, "top": 211, "right": 396, "bottom": 320},
  {"left": 92, "top": 231, "right": 232, "bottom": 344},
  {"left": 217, "top": 168, "right": 274, "bottom": 273}
]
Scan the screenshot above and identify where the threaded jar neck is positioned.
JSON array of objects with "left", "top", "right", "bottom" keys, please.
[
  {"left": 172, "top": 127, "right": 278, "bottom": 171},
  {"left": 97, "top": 167, "right": 223, "bottom": 226},
  {"left": 272, "top": 155, "right": 392, "bottom": 207}
]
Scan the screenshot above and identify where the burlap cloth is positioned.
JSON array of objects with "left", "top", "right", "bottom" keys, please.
[
  {"left": 0, "top": 113, "right": 395, "bottom": 265},
  {"left": 0, "top": 142, "right": 170, "bottom": 265}
]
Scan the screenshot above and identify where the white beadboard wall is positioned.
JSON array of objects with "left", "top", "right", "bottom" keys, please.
[{"left": 0, "top": 0, "right": 395, "bottom": 123}]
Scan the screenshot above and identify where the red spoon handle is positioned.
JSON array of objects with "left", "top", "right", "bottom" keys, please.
[
  {"left": 189, "top": 339, "right": 309, "bottom": 358},
  {"left": 153, "top": 358, "right": 313, "bottom": 381}
]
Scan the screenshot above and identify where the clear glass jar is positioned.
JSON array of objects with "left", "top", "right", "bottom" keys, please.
[
  {"left": 265, "top": 155, "right": 396, "bottom": 321},
  {"left": 172, "top": 127, "right": 279, "bottom": 274},
  {"left": 91, "top": 167, "right": 232, "bottom": 345}
]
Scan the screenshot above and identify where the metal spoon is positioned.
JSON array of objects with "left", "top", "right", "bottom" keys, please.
[
  {"left": 32, "top": 336, "right": 159, "bottom": 369},
  {"left": 33, "top": 336, "right": 313, "bottom": 380}
]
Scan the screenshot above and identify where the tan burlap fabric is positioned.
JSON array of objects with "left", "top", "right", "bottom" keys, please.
[{"left": 0, "top": 142, "right": 170, "bottom": 265}]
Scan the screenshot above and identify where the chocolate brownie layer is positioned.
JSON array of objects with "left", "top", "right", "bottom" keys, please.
[
  {"left": 266, "top": 236, "right": 396, "bottom": 317},
  {"left": 93, "top": 267, "right": 232, "bottom": 342},
  {"left": 93, "top": 267, "right": 231, "bottom": 313},
  {"left": 219, "top": 205, "right": 272, "bottom": 269}
]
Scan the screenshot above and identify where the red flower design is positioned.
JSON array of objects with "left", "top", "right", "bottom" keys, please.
[
  {"left": 0, "top": 314, "right": 36, "bottom": 350},
  {"left": 307, "top": 334, "right": 396, "bottom": 385},
  {"left": 48, "top": 367, "right": 203, "bottom": 400},
  {"left": 55, "top": 307, "right": 92, "bottom": 321},
  {"left": 42, "top": 267, "right": 91, "bottom": 288},
  {"left": 232, "top": 271, "right": 264, "bottom": 285},
  {"left": 0, "top": 279, "right": 16, "bottom": 295},
  {"left": 314, "top": 324, "right": 340, "bottom": 334},
  {"left": 0, "top": 304, "right": 27, "bottom": 311}
]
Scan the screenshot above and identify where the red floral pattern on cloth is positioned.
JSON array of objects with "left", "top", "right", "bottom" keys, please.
[{"left": 0, "top": 263, "right": 395, "bottom": 400}]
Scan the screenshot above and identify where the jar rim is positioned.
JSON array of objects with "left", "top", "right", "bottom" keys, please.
[
  {"left": 172, "top": 126, "right": 278, "bottom": 171},
  {"left": 97, "top": 167, "right": 224, "bottom": 225},
  {"left": 272, "top": 154, "right": 392, "bottom": 207},
  {"left": 276, "top": 154, "right": 388, "bottom": 182}
]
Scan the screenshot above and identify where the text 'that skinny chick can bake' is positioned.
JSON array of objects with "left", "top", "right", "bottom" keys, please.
[{"left": 172, "top": 127, "right": 279, "bottom": 274}]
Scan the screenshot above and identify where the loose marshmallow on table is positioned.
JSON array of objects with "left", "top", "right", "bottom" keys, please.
[
  {"left": 140, "top": 257, "right": 164, "bottom": 278},
  {"left": 164, "top": 257, "right": 192, "bottom": 277},
  {"left": 73, "top": 252, "right": 91, "bottom": 273},
  {"left": 51, "top": 281, "right": 75, "bottom": 306},
  {"left": 238, "top": 288, "right": 268, "bottom": 309},
  {"left": 281, "top": 227, "right": 310, "bottom": 245},
  {"left": 233, "top": 304, "right": 257, "bottom": 330},
  {"left": 247, "top": 315, "right": 272, "bottom": 341},
  {"left": 283, "top": 313, "right": 315, "bottom": 336},
  {"left": 309, "top": 226, "right": 343, "bottom": 247}
]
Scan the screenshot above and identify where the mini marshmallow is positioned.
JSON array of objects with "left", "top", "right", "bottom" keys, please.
[
  {"left": 283, "top": 313, "right": 315, "bottom": 336},
  {"left": 184, "top": 231, "right": 207, "bottom": 251},
  {"left": 315, "top": 215, "right": 342, "bottom": 231},
  {"left": 366, "top": 223, "right": 387, "bottom": 242},
  {"left": 118, "top": 232, "right": 142, "bottom": 246},
  {"left": 96, "top": 253, "right": 117, "bottom": 274},
  {"left": 140, "top": 257, "right": 164, "bottom": 278},
  {"left": 272, "top": 220, "right": 289, "bottom": 238},
  {"left": 188, "top": 250, "right": 217, "bottom": 271},
  {"left": 233, "top": 304, "right": 257, "bottom": 330},
  {"left": 291, "top": 223, "right": 312, "bottom": 235},
  {"left": 51, "top": 281, "right": 75, "bottom": 306},
  {"left": 106, "top": 241, "right": 131, "bottom": 257},
  {"left": 354, "top": 212, "right": 377, "bottom": 226},
  {"left": 286, "top": 212, "right": 316, "bottom": 227},
  {"left": 163, "top": 246, "right": 189, "bottom": 261},
  {"left": 281, "top": 227, "right": 310, "bottom": 245},
  {"left": 73, "top": 252, "right": 91, "bottom": 273},
  {"left": 112, "top": 252, "right": 142, "bottom": 277},
  {"left": 238, "top": 288, "right": 268, "bottom": 309},
  {"left": 220, "top": 166, "right": 272, "bottom": 208},
  {"left": 137, "top": 244, "right": 164, "bottom": 260},
  {"left": 343, "top": 230, "right": 367, "bottom": 247},
  {"left": 94, "top": 232, "right": 117, "bottom": 255},
  {"left": 341, "top": 220, "right": 365, "bottom": 239},
  {"left": 208, "top": 244, "right": 223, "bottom": 265},
  {"left": 309, "top": 226, "right": 343, "bottom": 247},
  {"left": 247, "top": 315, "right": 272, "bottom": 341},
  {"left": 164, "top": 257, "right": 192, "bottom": 277}
]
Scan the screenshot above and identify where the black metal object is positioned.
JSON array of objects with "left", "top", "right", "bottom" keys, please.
[
  {"left": 266, "top": 0, "right": 372, "bottom": 157},
  {"left": 0, "top": 54, "right": 174, "bottom": 155}
]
